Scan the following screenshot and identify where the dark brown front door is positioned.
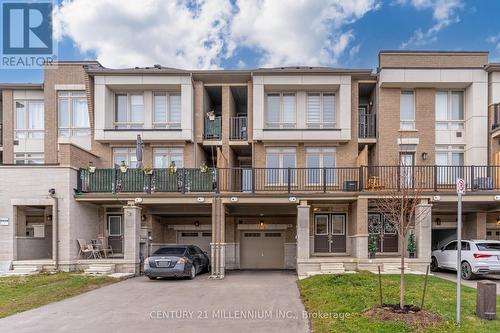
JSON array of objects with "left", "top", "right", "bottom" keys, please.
[
  {"left": 368, "top": 213, "right": 398, "bottom": 253},
  {"left": 107, "top": 215, "right": 123, "bottom": 254},
  {"left": 314, "top": 214, "right": 346, "bottom": 253}
]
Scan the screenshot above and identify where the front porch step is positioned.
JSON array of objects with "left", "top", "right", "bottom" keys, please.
[
  {"left": 83, "top": 264, "right": 116, "bottom": 275},
  {"left": 320, "top": 263, "right": 345, "bottom": 274},
  {"left": 383, "top": 263, "right": 410, "bottom": 274},
  {"left": 5, "top": 265, "right": 41, "bottom": 276}
]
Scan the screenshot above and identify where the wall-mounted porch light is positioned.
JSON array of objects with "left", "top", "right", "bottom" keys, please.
[
  {"left": 259, "top": 220, "right": 265, "bottom": 229},
  {"left": 421, "top": 152, "right": 428, "bottom": 161},
  {"left": 195, "top": 220, "right": 200, "bottom": 227},
  {"left": 496, "top": 216, "right": 500, "bottom": 225}
]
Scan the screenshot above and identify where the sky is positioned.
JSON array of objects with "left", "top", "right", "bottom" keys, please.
[{"left": 1, "top": 0, "right": 500, "bottom": 83}]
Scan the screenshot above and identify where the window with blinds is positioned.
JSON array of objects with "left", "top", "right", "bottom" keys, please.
[
  {"left": 306, "top": 93, "right": 336, "bottom": 128},
  {"left": 265, "top": 93, "right": 296, "bottom": 128}
]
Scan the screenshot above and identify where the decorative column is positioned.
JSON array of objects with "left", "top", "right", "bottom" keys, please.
[
  {"left": 297, "top": 201, "right": 310, "bottom": 261},
  {"left": 210, "top": 198, "right": 225, "bottom": 279},
  {"left": 123, "top": 204, "right": 142, "bottom": 275},
  {"left": 352, "top": 198, "right": 368, "bottom": 259},
  {"left": 415, "top": 200, "right": 432, "bottom": 260}
]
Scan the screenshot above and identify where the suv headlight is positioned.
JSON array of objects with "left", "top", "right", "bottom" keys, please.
[{"left": 144, "top": 257, "right": 150, "bottom": 266}]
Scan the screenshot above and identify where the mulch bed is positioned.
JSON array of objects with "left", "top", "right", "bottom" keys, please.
[{"left": 364, "top": 303, "right": 443, "bottom": 329}]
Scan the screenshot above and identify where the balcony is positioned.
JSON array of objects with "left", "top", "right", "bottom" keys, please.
[
  {"left": 230, "top": 116, "right": 247, "bottom": 140},
  {"left": 204, "top": 116, "right": 222, "bottom": 140},
  {"left": 359, "top": 113, "right": 376, "bottom": 139},
  {"left": 77, "top": 165, "right": 500, "bottom": 194}
]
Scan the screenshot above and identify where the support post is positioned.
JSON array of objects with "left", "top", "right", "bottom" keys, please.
[
  {"left": 123, "top": 205, "right": 142, "bottom": 275},
  {"left": 415, "top": 200, "right": 432, "bottom": 260}
]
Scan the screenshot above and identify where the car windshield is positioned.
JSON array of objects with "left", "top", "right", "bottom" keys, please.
[
  {"left": 153, "top": 247, "right": 186, "bottom": 255},
  {"left": 476, "top": 243, "right": 500, "bottom": 251}
]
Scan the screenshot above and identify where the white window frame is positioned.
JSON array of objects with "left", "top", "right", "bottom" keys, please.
[
  {"left": 14, "top": 100, "right": 44, "bottom": 139},
  {"left": 306, "top": 92, "right": 336, "bottom": 128},
  {"left": 107, "top": 215, "right": 122, "bottom": 237},
  {"left": 265, "top": 147, "right": 296, "bottom": 185},
  {"left": 265, "top": 92, "right": 296, "bottom": 129},
  {"left": 112, "top": 147, "right": 137, "bottom": 168},
  {"left": 306, "top": 147, "right": 336, "bottom": 185},
  {"left": 114, "top": 92, "right": 144, "bottom": 129},
  {"left": 58, "top": 91, "right": 90, "bottom": 137},
  {"left": 400, "top": 90, "right": 415, "bottom": 130},
  {"left": 153, "top": 147, "right": 184, "bottom": 168},
  {"left": 14, "top": 152, "right": 44, "bottom": 165},
  {"left": 435, "top": 90, "right": 465, "bottom": 130},
  {"left": 435, "top": 145, "right": 465, "bottom": 185},
  {"left": 330, "top": 215, "right": 346, "bottom": 235},
  {"left": 153, "top": 92, "right": 181, "bottom": 129}
]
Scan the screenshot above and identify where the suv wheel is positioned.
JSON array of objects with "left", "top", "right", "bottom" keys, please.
[
  {"left": 461, "top": 261, "right": 474, "bottom": 280},
  {"left": 430, "top": 257, "right": 439, "bottom": 272},
  {"left": 189, "top": 265, "right": 196, "bottom": 280}
]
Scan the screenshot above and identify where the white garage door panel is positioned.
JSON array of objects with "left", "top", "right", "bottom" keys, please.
[
  {"left": 240, "top": 231, "right": 284, "bottom": 269},
  {"left": 177, "top": 231, "right": 212, "bottom": 254}
]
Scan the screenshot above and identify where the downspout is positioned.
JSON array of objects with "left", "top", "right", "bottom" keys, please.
[{"left": 49, "top": 190, "right": 58, "bottom": 271}]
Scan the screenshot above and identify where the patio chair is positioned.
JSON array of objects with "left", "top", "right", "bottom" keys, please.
[
  {"left": 87, "top": 243, "right": 102, "bottom": 259},
  {"left": 102, "top": 244, "right": 114, "bottom": 258},
  {"left": 77, "top": 239, "right": 93, "bottom": 259}
]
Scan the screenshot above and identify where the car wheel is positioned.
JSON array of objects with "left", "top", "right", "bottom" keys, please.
[
  {"left": 189, "top": 265, "right": 196, "bottom": 280},
  {"left": 148, "top": 276, "right": 156, "bottom": 280},
  {"left": 461, "top": 261, "right": 474, "bottom": 280},
  {"left": 430, "top": 257, "right": 439, "bottom": 272}
]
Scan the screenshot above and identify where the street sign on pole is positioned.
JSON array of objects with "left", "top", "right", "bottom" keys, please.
[{"left": 456, "top": 178, "right": 465, "bottom": 324}]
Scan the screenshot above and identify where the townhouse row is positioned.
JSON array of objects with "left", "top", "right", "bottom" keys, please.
[{"left": 0, "top": 51, "right": 499, "bottom": 277}]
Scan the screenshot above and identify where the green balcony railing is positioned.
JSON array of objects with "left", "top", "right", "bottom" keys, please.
[{"left": 77, "top": 166, "right": 500, "bottom": 194}]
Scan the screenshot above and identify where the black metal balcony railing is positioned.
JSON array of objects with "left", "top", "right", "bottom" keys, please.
[
  {"left": 204, "top": 116, "right": 222, "bottom": 140},
  {"left": 359, "top": 113, "right": 376, "bottom": 138},
  {"left": 77, "top": 165, "right": 500, "bottom": 194},
  {"left": 230, "top": 116, "right": 247, "bottom": 140}
]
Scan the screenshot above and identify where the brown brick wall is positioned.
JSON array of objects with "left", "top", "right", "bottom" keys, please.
[
  {"left": 379, "top": 53, "right": 488, "bottom": 69},
  {"left": 377, "top": 87, "right": 436, "bottom": 165},
  {"left": 44, "top": 64, "right": 88, "bottom": 164},
  {"left": 1, "top": 90, "right": 14, "bottom": 164},
  {"left": 59, "top": 143, "right": 99, "bottom": 168}
]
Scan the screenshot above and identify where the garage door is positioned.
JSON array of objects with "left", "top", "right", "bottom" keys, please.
[
  {"left": 177, "top": 231, "right": 212, "bottom": 254},
  {"left": 240, "top": 231, "right": 284, "bottom": 269}
]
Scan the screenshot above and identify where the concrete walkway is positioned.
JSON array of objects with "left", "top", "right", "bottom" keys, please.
[
  {"left": 433, "top": 271, "right": 500, "bottom": 294},
  {"left": 0, "top": 271, "right": 309, "bottom": 333}
]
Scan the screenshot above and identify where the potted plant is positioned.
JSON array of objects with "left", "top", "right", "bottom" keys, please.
[
  {"left": 407, "top": 233, "right": 417, "bottom": 258},
  {"left": 168, "top": 161, "right": 177, "bottom": 175},
  {"left": 88, "top": 162, "right": 96, "bottom": 173},
  {"left": 368, "top": 235, "right": 377, "bottom": 259},
  {"left": 119, "top": 161, "right": 128, "bottom": 173},
  {"left": 143, "top": 166, "right": 153, "bottom": 175},
  {"left": 199, "top": 161, "right": 208, "bottom": 173}
]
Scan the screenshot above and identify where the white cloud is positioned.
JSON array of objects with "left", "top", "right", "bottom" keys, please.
[
  {"left": 54, "top": 0, "right": 379, "bottom": 69},
  {"left": 487, "top": 32, "right": 500, "bottom": 52},
  {"left": 398, "top": 0, "right": 464, "bottom": 48},
  {"left": 54, "top": 0, "right": 234, "bottom": 69},
  {"left": 230, "top": 0, "right": 378, "bottom": 67}
]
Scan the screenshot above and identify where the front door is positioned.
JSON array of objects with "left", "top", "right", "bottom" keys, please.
[
  {"left": 314, "top": 214, "right": 346, "bottom": 253},
  {"left": 368, "top": 213, "right": 398, "bottom": 253},
  {"left": 400, "top": 153, "right": 414, "bottom": 188},
  {"left": 107, "top": 215, "right": 123, "bottom": 254}
]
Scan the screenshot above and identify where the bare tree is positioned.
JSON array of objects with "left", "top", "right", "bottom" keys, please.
[{"left": 371, "top": 160, "right": 425, "bottom": 309}]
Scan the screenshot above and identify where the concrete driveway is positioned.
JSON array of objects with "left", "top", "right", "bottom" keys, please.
[
  {"left": 433, "top": 270, "right": 500, "bottom": 294},
  {"left": 0, "top": 271, "right": 309, "bottom": 333}
]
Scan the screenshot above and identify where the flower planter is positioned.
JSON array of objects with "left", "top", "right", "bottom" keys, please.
[
  {"left": 88, "top": 166, "right": 96, "bottom": 173},
  {"left": 409, "top": 253, "right": 415, "bottom": 259},
  {"left": 120, "top": 166, "right": 128, "bottom": 173}
]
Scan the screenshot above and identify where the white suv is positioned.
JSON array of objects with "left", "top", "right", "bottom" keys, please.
[{"left": 431, "top": 240, "right": 500, "bottom": 280}]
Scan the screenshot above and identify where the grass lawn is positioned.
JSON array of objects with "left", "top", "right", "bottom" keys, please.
[
  {"left": 298, "top": 272, "right": 500, "bottom": 333},
  {"left": 0, "top": 272, "right": 118, "bottom": 318}
]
